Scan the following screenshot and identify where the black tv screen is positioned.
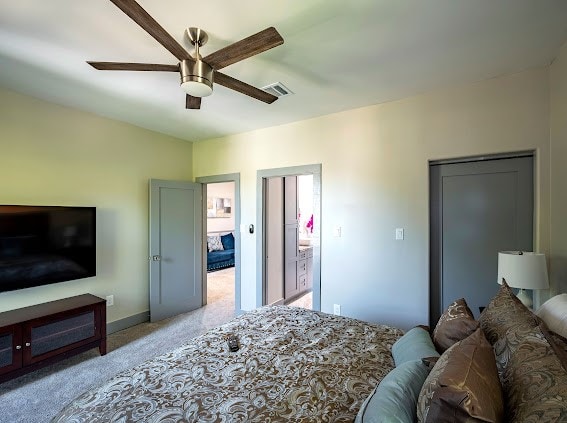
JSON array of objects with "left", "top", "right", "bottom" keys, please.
[{"left": 0, "top": 205, "right": 96, "bottom": 293}]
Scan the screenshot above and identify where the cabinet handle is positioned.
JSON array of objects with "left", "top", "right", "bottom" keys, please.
[
  {"left": 25, "top": 342, "right": 31, "bottom": 347},
  {"left": 15, "top": 345, "right": 21, "bottom": 350}
]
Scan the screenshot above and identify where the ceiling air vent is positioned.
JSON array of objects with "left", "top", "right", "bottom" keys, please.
[{"left": 262, "top": 82, "right": 294, "bottom": 98}]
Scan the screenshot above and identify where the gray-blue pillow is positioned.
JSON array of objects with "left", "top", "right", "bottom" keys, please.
[
  {"left": 391, "top": 327, "right": 439, "bottom": 366},
  {"left": 220, "top": 232, "right": 235, "bottom": 250},
  {"left": 355, "top": 359, "right": 431, "bottom": 423}
]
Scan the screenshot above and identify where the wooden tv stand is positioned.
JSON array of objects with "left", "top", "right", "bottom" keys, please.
[{"left": 0, "top": 294, "right": 106, "bottom": 383}]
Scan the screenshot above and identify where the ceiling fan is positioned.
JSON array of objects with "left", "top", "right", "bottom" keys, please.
[{"left": 87, "top": 0, "right": 284, "bottom": 109}]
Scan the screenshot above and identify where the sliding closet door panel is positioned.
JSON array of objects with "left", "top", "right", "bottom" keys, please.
[
  {"left": 284, "top": 176, "right": 299, "bottom": 299},
  {"left": 265, "top": 178, "right": 284, "bottom": 305}
]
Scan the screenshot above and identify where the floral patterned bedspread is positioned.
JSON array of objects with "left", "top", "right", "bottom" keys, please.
[{"left": 53, "top": 306, "right": 402, "bottom": 422}]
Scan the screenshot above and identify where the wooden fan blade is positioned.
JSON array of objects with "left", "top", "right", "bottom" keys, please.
[
  {"left": 204, "top": 27, "right": 283, "bottom": 70},
  {"left": 87, "top": 62, "right": 179, "bottom": 72},
  {"left": 186, "top": 95, "right": 202, "bottom": 109},
  {"left": 214, "top": 72, "right": 277, "bottom": 104},
  {"left": 109, "top": 0, "right": 192, "bottom": 61}
]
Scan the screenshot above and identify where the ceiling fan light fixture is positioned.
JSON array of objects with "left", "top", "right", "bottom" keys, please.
[
  {"left": 88, "top": 2, "right": 284, "bottom": 110},
  {"left": 181, "top": 79, "right": 213, "bottom": 97},
  {"left": 180, "top": 59, "right": 213, "bottom": 97}
]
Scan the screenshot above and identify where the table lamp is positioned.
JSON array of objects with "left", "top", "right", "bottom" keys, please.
[{"left": 497, "top": 251, "right": 549, "bottom": 308}]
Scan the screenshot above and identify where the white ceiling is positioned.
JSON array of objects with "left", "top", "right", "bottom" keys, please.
[{"left": 1, "top": 0, "right": 567, "bottom": 142}]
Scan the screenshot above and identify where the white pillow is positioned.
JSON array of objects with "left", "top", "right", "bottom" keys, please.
[
  {"left": 207, "top": 235, "right": 224, "bottom": 252},
  {"left": 536, "top": 293, "right": 567, "bottom": 338}
]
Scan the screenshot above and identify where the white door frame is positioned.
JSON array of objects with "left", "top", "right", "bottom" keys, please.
[
  {"left": 256, "top": 164, "right": 322, "bottom": 311},
  {"left": 196, "top": 173, "right": 241, "bottom": 313}
]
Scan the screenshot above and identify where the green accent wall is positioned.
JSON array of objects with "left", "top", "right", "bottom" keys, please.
[{"left": 0, "top": 87, "right": 193, "bottom": 325}]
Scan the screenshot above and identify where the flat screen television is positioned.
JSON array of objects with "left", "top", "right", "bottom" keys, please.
[{"left": 0, "top": 205, "right": 96, "bottom": 293}]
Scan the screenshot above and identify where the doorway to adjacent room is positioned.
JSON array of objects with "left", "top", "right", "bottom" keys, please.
[
  {"left": 196, "top": 174, "right": 241, "bottom": 314},
  {"left": 257, "top": 164, "right": 322, "bottom": 311}
]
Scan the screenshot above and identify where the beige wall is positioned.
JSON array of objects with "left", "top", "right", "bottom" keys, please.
[
  {"left": 550, "top": 41, "right": 567, "bottom": 295},
  {"left": 2, "top": 60, "right": 561, "bottom": 330},
  {"left": 193, "top": 68, "right": 551, "bottom": 329},
  {"left": 0, "top": 88, "right": 193, "bottom": 324}
]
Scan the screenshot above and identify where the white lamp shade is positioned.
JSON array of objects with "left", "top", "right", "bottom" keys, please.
[
  {"left": 497, "top": 251, "right": 549, "bottom": 289},
  {"left": 181, "top": 80, "right": 213, "bottom": 97}
]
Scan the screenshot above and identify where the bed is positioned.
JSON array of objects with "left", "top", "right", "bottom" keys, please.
[
  {"left": 53, "top": 306, "right": 402, "bottom": 422},
  {"left": 53, "top": 285, "right": 567, "bottom": 422}
]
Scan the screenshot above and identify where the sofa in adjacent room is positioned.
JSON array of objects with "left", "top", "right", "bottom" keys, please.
[{"left": 206, "top": 232, "right": 235, "bottom": 272}]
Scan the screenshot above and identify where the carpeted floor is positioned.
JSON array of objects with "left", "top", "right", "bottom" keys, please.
[
  {"left": 0, "top": 269, "right": 236, "bottom": 423},
  {"left": 207, "top": 266, "right": 235, "bottom": 304}
]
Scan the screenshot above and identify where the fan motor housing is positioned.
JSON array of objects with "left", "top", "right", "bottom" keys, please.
[{"left": 180, "top": 59, "right": 214, "bottom": 97}]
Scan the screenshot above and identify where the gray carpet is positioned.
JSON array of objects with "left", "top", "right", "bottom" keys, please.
[{"left": 0, "top": 269, "right": 235, "bottom": 423}]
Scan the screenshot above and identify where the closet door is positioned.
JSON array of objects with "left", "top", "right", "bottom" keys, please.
[
  {"left": 284, "top": 176, "right": 299, "bottom": 299},
  {"left": 430, "top": 156, "right": 533, "bottom": 324},
  {"left": 265, "top": 178, "right": 285, "bottom": 305}
]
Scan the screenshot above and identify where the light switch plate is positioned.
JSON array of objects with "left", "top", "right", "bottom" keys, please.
[{"left": 395, "top": 228, "right": 404, "bottom": 240}]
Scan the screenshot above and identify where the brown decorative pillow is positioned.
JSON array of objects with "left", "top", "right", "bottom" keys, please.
[
  {"left": 417, "top": 328, "right": 504, "bottom": 423},
  {"left": 479, "top": 279, "right": 539, "bottom": 346},
  {"left": 432, "top": 298, "right": 479, "bottom": 352},
  {"left": 499, "top": 323, "right": 567, "bottom": 422}
]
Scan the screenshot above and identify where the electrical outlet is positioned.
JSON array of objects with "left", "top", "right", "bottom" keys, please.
[
  {"left": 106, "top": 295, "right": 114, "bottom": 307},
  {"left": 333, "top": 304, "right": 341, "bottom": 316}
]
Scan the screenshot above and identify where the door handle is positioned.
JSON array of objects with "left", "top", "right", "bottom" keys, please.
[
  {"left": 152, "top": 255, "right": 162, "bottom": 261},
  {"left": 15, "top": 345, "right": 21, "bottom": 350}
]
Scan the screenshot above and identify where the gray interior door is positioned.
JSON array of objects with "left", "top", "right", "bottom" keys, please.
[
  {"left": 430, "top": 156, "right": 533, "bottom": 325},
  {"left": 284, "top": 176, "right": 299, "bottom": 299},
  {"left": 264, "top": 177, "right": 284, "bottom": 305},
  {"left": 149, "top": 179, "right": 202, "bottom": 322}
]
